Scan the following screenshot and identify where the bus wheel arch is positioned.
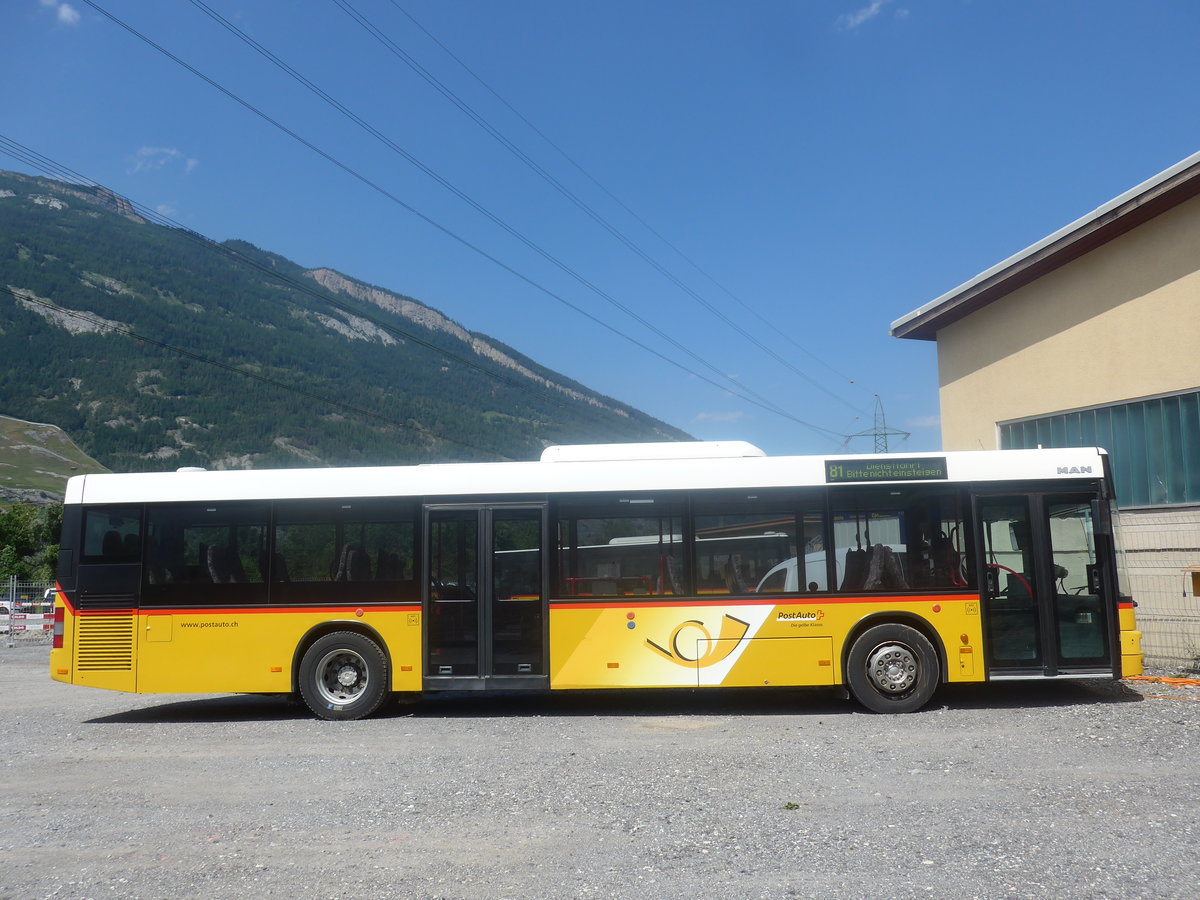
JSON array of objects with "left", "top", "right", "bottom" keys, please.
[
  {"left": 294, "top": 625, "right": 391, "bottom": 721},
  {"left": 843, "top": 617, "right": 943, "bottom": 714}
]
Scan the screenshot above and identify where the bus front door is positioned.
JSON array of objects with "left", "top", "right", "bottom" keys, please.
[
  {"left": 424, "top": 505, "right": 548, "bottom": 690},
  {"left": 976, "top": 493, "right": 1113, "bottom": 676}
]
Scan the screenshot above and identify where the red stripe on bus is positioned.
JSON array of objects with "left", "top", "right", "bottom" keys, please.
[
  {"left": 70, "top": 604, "right": 421, "bottom": 616},
  {"left": 141, "top": 605, "right": 423, "bottom": 616},
  {"left": 550, "top": 593, "right": 978, "bottom": 611}
]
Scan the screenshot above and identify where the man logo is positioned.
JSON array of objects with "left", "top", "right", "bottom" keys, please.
[
  {"left": 1057, "top": 466, "right": 1092, "bottom": 475},
  {"left": 645, "top": 614, "right": 751, "bottom": 667}
]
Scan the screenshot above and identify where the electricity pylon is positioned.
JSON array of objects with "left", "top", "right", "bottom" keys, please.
[{"left": 845, "top": 395, "right": 910, "bottom": 453}]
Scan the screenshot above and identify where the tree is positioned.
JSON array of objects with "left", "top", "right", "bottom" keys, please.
[{"left": 0, "top": 503, "right": 62, "bottom": 580}]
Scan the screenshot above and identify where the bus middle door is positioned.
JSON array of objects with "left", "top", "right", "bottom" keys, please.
[{"left": 424, "top": 505, "right": 548, "bottom": 690}]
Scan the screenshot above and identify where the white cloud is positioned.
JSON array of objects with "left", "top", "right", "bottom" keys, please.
[
  {"left": 155, "top": 203, "right": 177, "bottom": 217},
  {"left": 693, "top": 411, "right": 746, "bottom": 424},
  {"left": 837, "top": 0, "right": 891, "bottom": 30},
  {"left": 40, "top": 1, "right": 80, "bottom": 26},
  {"left": 129, "top": 147, "right": 198, "bottom": 176},
  {"left": 131, "top": 147, "right": 179, "bottom": 173}
]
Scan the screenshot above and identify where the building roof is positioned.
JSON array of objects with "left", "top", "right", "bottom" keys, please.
[{"left": 891, "top": 149, "right": 1200, "bottom": 341}]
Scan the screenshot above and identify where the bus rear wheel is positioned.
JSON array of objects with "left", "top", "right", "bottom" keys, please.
[
  {"left": 298, "top": 631, "right": 389, "bottom": 721},
  {"left": 846, "top": 623, "right": 938, "bottom": 713}
]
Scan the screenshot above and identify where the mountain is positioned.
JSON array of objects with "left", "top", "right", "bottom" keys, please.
[
  {"left": 0, "top": 414, "right": 106, "bottom": 504},
  {"left": 0, "top": 169, "right": 691, "bottom": 479}
]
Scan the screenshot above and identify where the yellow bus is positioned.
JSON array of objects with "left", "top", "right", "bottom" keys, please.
[{"left": 48, "top": 442, "right": 1142, "bottom": 719}]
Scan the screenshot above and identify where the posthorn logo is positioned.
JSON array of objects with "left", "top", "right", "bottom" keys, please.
[{"left": 645, "top": 614, "right": 750, "bottom": 667}]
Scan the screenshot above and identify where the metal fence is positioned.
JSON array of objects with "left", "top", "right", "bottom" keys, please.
[
  {"left": 1, "top": 578, "right": 54, "bottom": 645},
  {"left": 1119, "top": 508, "right": 1200, "bottom": 673}
]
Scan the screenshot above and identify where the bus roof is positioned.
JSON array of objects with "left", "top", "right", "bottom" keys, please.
[{"left": 62, "top": 445, "right": 1110, "bottom": 506}]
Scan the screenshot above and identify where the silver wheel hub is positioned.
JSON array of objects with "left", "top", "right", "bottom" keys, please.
[
  {"left": 866, "top": 643, "right": 918, "bottom": 693},
  {"left": 314, "top": 649, "right": 368, "bottom": 705}
]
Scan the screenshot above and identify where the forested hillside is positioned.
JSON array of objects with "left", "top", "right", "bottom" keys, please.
[{"left": 0, "top": 170, "right": 689, "bottom": 475}]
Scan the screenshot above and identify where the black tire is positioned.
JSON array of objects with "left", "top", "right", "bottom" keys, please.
[
  {"left": 298, "top": 631, "right": 389, "bottom": 721},
  {"left": 845, "top": 623, "right": 939, "bottom": 713}
]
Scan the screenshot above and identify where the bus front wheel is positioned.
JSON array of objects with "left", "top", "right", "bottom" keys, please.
[
  {"left": 298, "top": 631, "right": 390, "bottom": 721},
  {"left": 846, "top": 624, "right": 938, "bottom": 714}
]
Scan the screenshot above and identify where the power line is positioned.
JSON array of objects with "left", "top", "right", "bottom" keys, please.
[
  {"left": 77, "top": 0, "right": 841, "bottom": 441},
  {"left": 332, "top": 0, "right": 864, "bottom": 414},
  {"left": 384, "top": 0, "right": 869, "bottom": 398},
  {"left": 179, "top": 0, "right": 813, "bottom": 432}
]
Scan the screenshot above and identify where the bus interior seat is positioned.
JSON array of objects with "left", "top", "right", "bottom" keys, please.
[
  {"left": 663, "top": 555, "right": 683, "bottom": 595},
  {"left": 207, "top": 545, "right": 243, "bottom": 583},
  {"left": 841, "top": 546, "right": 868, "bottom": 592},
  {"left": 265, "top": 552, "right": 290, "bottom": 583},
  {"left": 376, "top": 549, "right": 402, "bottom": 581},
  {"left": 102, "top": 530, "right": 123, "bottom": 559},
  {"left": 857, "top": 545, "right": 910, "bottom": 592},
  {"left": 726, "top": 554, "right": 753, "bottom": 593},
  {"left": 1006, "top": 573, "right": 1033, "bottom": 605},
  {"left": 335, "top": 544, "right": 372, "bottom": 582}
]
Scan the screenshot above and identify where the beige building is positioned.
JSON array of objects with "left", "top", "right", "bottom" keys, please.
[{"left": 892, "top": 151, "right": 1200, "bottom": 668}]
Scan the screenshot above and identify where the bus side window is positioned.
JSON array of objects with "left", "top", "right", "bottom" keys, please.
[
  {"left": 82, "top": 507, "right": 142, "bottom": 564},
  {"left": 694, "top": 510, "right": 797, "bottom": 595},
  {"left": 831, "top": 488, "right": 971, "bottom": 593},
  {"left": 554, "top": 497, "right": 683, "bottom": 598},
  {"left": 692, "top": 492, "right": 823, "bottom": 595},
  {"left": 143, "top": 502, "right": 269, "bottom": 605},
  {"left": 272, "top": 500, "right": 419, "bottom": 603}
]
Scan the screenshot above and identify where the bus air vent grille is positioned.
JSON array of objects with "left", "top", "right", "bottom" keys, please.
[{"left": 77, "top": 615, "right": 135, "bottom": 671}]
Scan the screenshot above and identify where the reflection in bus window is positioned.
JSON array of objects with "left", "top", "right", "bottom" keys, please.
[
  {"left": 749, "top": 511, "right": 828, "bottom": 593},
  {"left": 556, "top": 509, "right": 683, "bottom": 598},
  {"left": 694, "top": 513, "right": 793, "bottom": 594}
]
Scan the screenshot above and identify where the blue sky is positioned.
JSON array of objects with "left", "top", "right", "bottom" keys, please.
[{"left": 4, "top": 0, "right": 1199, "bottom": 457}]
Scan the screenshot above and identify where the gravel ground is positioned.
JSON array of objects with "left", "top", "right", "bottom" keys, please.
[{"left": 2, "top": 643, "right": 1198, "bottom": 900}]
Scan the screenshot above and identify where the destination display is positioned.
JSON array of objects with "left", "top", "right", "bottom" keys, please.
[{"left": 825, "top": 456, "right": 948, "bottom": 483}]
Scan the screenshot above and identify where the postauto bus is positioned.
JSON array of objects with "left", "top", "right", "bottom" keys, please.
[{"left": 48, "top": 442, "right": 1142, "bottom": 719}]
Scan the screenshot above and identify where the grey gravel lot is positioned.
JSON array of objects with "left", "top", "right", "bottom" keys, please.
[{"left": 2, "top": 644, "right": 1198, "bottom": 900}]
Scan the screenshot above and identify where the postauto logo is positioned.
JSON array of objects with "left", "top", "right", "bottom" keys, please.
[{"left": 777, "top": 609, "right": 824, "bottom": 621}]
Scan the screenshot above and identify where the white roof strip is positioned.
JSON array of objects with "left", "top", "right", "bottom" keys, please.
[{"left": 65, "top": 446, "right": 1109, "bottom": 506}]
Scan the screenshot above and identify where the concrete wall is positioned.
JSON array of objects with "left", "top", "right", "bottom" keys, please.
[{"left": 936, "top": 193, "right": 1200, "bottom": 451}]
